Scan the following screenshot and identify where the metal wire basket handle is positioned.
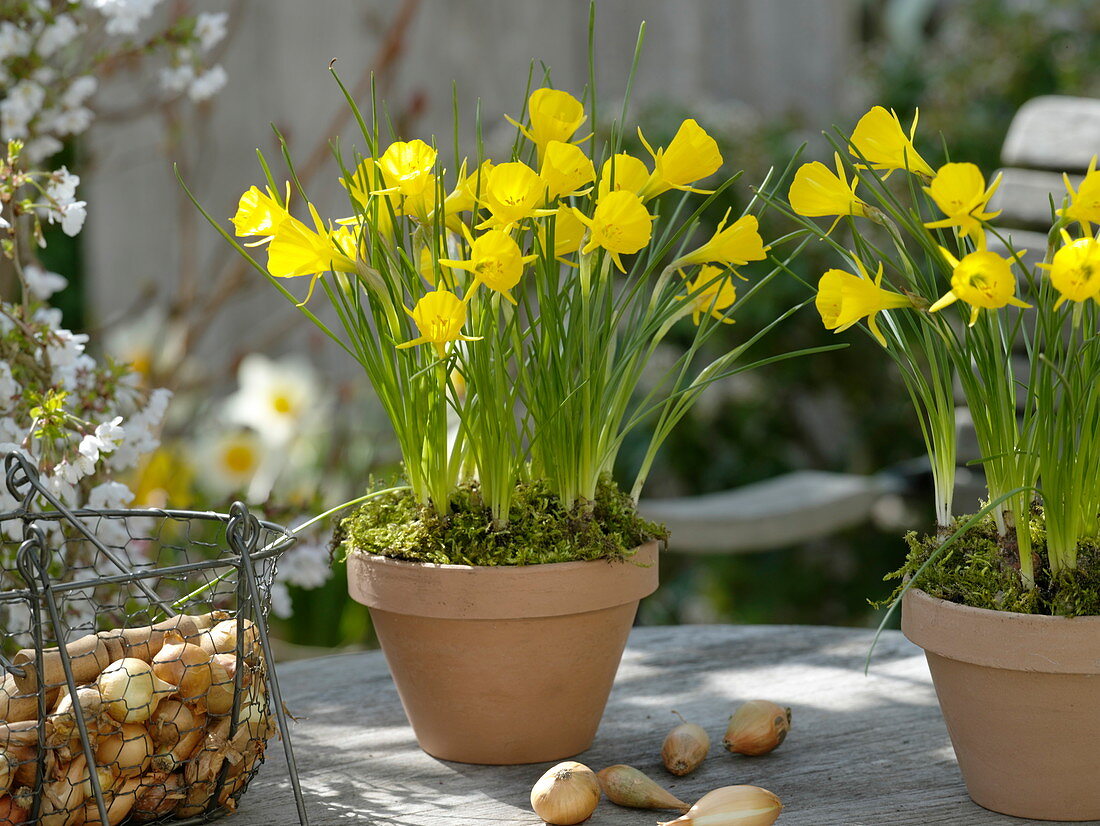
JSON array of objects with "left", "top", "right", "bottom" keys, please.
[{"left": 1, "top": 452, "right": 311, "bottom": 825}]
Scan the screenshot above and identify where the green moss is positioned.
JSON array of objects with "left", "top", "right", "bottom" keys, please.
[
  {"left": 333, "top": 475, "right": 668, "bottom": 566},
  {"left": 885, "top": 510, "right": 1100, "bottom": 617}
]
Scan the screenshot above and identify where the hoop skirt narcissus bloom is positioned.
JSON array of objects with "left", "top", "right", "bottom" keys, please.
[
  {"left": 232, "top": 184, "right": 290, "bottom": 244},
  {"left": 506, "top": 88, "right": 587, "bottom": 161},
  {"left": 439, "top": 229, "right": 536, "bottom": 304},
  {"left": 478, "top": 162, "right": 555, "bottom": 229},
  {"left": 540, "top": 140, "right": 596, "bottom": 200},
  {"left": 573, "top": 190, "right": 654, "bottom": 272},
  {"left": 1038, "top": 231, "right": 1100, "bottom": 308},
  {"left": 671, "top": 211, "right": 769, "bottom": 270},
  {"left": 397, "top": 288, "right": 482, "bottom": 358},
  {"left": 929, "top": 247, "right": 1031, "bottom": 326},
  {"left": 923, "top": 163, "right": 1002, "bottom": 242},
  {"left": 1059, "top": 155, "right": 1100, "bottom": 233},
  {"left": 788, "top": 152, "right": 869, "bottom": 227},
  {"left": 849, "top": 106, "right": 934, "bottom": 178},
  {"left": 637, "top": 119, "right": 723, "bottom": 200},
  {"left": 680, "top": 265, "right": 737, "bottom": 325},
  {"left": 816, "top": 259, "right": 913, "bottom": 346}
]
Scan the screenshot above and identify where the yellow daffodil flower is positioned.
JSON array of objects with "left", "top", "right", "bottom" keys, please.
[
  {"left": 540, "top": 141, "right": 595, "bottom": 200},
  {"left": 403, "top": 173, "right": 442, "bottom": 225},
  {"left": 816, "top": 259, "right": 912, "bottom": 346},
  {"left": 507, "top": 88, "right": 587, "bottom": 160},
  {"left": 849, "top": 106, "right": 934, "bottom": 178},
  {"left": 597, "top": 153, "right": 650, "bottom": 198},
  {"left": 788, "top": 152, "right": 870, "bottom": 225},
  {"left": 396, "top": 288, "right": 482, "bottom": 358},
  {"left": 540, "top": 204, "right": 586, "bottom": 262},
  {"left": 341, "top": 158, "right": 400, "bottom": 238},
  {"left": 637, "top": 118, "right": 723, "bottom": 200},
  {"left": 680, "top": 265, "right": 737, "bottom": 325},
  {"left": 439, "top": 229, "right": 535, "bottom": 304},
  {"left": 232, "top": 184, "right": 290, "bottom": 244},
  {"left": 1037, "top": 229, "right": 1100, "bottom": 308},
  {"left": 478, "top": 161, "right": 555, "bottom": 229},
  {"left": 377, "top": 139, "right": 438, "bottom": 197},
  {"left": 267, "top": 203, "right": 358, "bottom": 304},
  {"left": 573, "top": 190, "right": 654, "bottom": 273},
  {"left": 418, "top": 245, "right": 438, "bottom": 286},
  {"left": 444, "top": 159, "right": 494, "bottom": 216},
  {"left": 1059, "top": 155, "right": 1100, "bottom": 233},
  {"left": 923, "top": 163, "right": 1002, "bottom": 242},
  {"left": 929, "top": 247, "right": 1031, "bottom": 326},
  {"left": 671, "top": 211, "right": 770, "bottom": 269}
]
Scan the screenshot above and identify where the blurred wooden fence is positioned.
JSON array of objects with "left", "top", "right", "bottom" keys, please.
[{"left": 83, "top": 0, "right": 857, "bottom": 368}]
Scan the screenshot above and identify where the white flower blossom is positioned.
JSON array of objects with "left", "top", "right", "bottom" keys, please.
[
  {"left": 90, "top": 0, "right": 161, "bottom": 36},
  {"left": 0, "top": 22, "right": 32, "bottom": 62},
  {"left": 50, "top": 107, "right": 93, "bottom": 137},
  {"left": 0, "top": 207, "right": 9, "bottom": 230},
  {"left": 0, "top": 80, "right": 46, "bottom": 139},
  {"left": 194, "top": 12, "right": 228, "bottom": 52},
  {"left": 188, "top": 65, "right": 227, "bottom": 102},
  {"left": 61, "top": 76, "right": 98, "bottom": 109},
  {"left": 32, "top": 66, "right": 57, "bottom": 86},
  {"left": 23, "top": 263, "right": 68, "bottom": 300},
  {"left": 22, "top": 136, "right": 63, "bottom": 163},
  {"left": 78, "top": 432, "right": 103, "bottom": 464},
  {"left": 45, "top": 327, "right": 88, "bottom": 371},
  {"left": 0, "top": 363, "right": 20, "bottom": 410},
  {"left": 94, "top": 416, "right": 125, "bottom": 452},
  {"left": 108, "top": 388, "right": 171, "bottom": 470},
  {"left": 225, "top": 353, "right": 322, "bottom": 446},
  {"left": 87, "top": 480, "right": 134, "bottom": 510},
  {"left": 269, "top": 581, "right": 293, "bottom": 619},
  {"left": 37, "top": 15, "right": 80, "bottom": 58},
  {"left": 46, "top": 166, "right": 80, "bottom": 203},
  {"left": 158, "top": 63, "right": 194, "bottom": 94},
  {"left": 277, "top": 530, "right": 332, "bottom": 590},
  {"left": 59, "top": 200, "right": 87, "bottom": 236}
]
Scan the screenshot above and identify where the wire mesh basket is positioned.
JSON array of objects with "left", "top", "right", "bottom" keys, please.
[{"left": 0, "top": 452, "right": 309, "bottom": 825}]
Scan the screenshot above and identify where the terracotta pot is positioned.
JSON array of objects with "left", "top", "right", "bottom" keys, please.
[
  {"left": 902, "top": 588, "right": 1100, "bottom": 821},
  {"left": 346, "top": 541, "right": 659, "bottom": 765}
]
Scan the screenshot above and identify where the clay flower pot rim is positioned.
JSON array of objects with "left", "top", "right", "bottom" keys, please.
[
  {"left": 348, "top": 539, "right": 660, "bottom": 620},
  {"left": 902, "top": 587, "right": 1100, "bottom": 674}
]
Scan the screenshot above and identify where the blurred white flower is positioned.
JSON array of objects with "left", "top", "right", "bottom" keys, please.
[
  {"left": 225, "top": 354, "right": 322, "bottom": 446},
  {"left": 87, "top": 480, "right": 134, "bottom": 510},
  {"left": 90, "top": 0, "right": 161, "bottom": 36},
  {"left": 22, "top": 136, "right": 62, "bottom": 163},
  {"left": 269, "top": 581, "right": 292, "bottom": 619},
  {"left": 61, "top": 76, "right": 98, "bottom": 109},
  {"left": 278, "top": 528, "right": 332, "bottom": 589},
  {"left": 188, "top": 65, "right": 226, "bottom": 102},
  {"left": 159, "top": 63, "right": 194, "bottom": 94},
  {"left": 50, "top": 106, "right": 93, "bottom": 136},
  {"left": 0, "top": 363, "right": 20, "bottom": 410},
  {"left": 0, "top": 80, "right": 46, "bottom": 139},
  {"left": 197, "top": 427, "right": 266, "bottom": 497},
  {"left": 95, "top": 416, "right": 125, "bottom": 452},
  {"left": 0, "top": 22, "right": 32, "bottom": 62},
  {"left": 37, "top": 15, "right": 80, "bottom": 58},
  {"left": 194, "top": 12, "right": 228, "bottom": 52},
  {"left": 108, "top": 388, "right": 171, "bottom": 470},
  {"left": 22, "top": 263, "right": 67, "bottom": 299}
]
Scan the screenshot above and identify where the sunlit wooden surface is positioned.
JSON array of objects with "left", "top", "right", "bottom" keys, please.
[{"left": 237, "top": 625, "right": 1059, "bottom": 825}]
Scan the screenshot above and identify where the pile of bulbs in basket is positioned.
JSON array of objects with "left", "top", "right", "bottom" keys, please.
[
  {"left": 531, "top": 700, "right": 790, "bottom": 826},
  {"left": 0, "top": 611, "right": 275, "bottom": 825}
]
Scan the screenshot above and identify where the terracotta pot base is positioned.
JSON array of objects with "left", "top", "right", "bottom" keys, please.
[
  {"left": 902, "top": 588, "right": 1100, "bottom": 821},
  {"left": 348, "top": 542, "right": 659, "bottom": 765}
]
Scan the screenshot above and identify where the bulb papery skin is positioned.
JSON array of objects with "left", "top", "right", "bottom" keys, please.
[
  {"left": 597, "top": 764, "right": 688, "bottom": 811},
  {"left": 658, "top": 785, "right": 783, "bottom": 826},
  {"left": 723, "top": 700, "right": 791, "bottom": 756},
  {"left": 96, "top": 657, "right": 175, "bottom": 723},
  {"left": 530, "top": 761, "right": 601, "bottom": 825},
  {"left": 662, "top": 721, "right": 710, "bottom": 776}
]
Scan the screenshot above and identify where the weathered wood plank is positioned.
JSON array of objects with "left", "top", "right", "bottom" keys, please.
[
  {"left": 639, "top": 471, "right": 900, "bottom": 554},
  {"left": 234, "top": 625, "right": 1059, "bottom": 825},
  {"left": 1001, "top": 95, "right": 1100, "bottom": 172}
]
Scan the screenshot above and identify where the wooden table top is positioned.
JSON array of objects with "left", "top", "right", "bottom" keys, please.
[{"left": 235, "top": 625, "right": 1072, "bottom": 825}]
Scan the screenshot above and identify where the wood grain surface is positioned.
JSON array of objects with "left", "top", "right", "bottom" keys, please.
[{"left": 235, "top": 625, "right": 1076, "bottom": 825}]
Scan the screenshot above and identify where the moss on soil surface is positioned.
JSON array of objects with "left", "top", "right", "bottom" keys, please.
[
  {"left": 888, "top": 509, "right": 1100, "bottom": 617},
  {"left": 333, "top": 476, "right": 667, "bottom": 566}
]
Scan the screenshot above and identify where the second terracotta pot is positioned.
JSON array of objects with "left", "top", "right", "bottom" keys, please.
[
  {"left": 347, "top": 541, "right": 659, "bottom": 765},
  {"left": 902, "top": 588, "right": 1100, "bottom": 821}
]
